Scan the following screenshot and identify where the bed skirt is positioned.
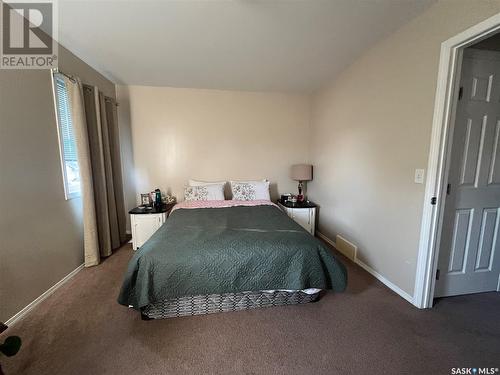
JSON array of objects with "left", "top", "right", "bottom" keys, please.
[{"left": 141, "top": 290, "right": 321, "bottom": 319}]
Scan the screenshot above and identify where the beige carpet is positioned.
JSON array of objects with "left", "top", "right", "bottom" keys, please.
[{"left": 1, "top": 243, "right": 499, "bottom": 375}]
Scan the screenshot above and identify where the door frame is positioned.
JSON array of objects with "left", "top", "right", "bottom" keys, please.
[{"left": 414, "top": 13, "right": 500, "bottom": 309}]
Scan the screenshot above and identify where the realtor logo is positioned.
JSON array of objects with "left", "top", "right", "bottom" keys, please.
[{"left": 1, "top": 0, "right": 58, "bottom": 69}]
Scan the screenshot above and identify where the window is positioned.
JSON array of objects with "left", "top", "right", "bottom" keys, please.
[{"left": 53, "top": 73, "right": 81, "bottom": 199}]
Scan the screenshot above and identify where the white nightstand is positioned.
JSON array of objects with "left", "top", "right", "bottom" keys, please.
[
  {"left": 129, "top": 203, "right": 175, "bottom": 250},
  {"left": 278, "top": 200, "right": 316, "bottom": 235}
]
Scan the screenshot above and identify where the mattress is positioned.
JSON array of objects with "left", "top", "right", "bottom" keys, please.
[{"left": 142, "top": 289, "right": 321, "bottom": 319}]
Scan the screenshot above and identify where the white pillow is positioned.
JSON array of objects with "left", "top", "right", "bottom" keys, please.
[
  {"left": 189, "top": 179, "right": 227, "bottom": 187},
  {"left": 231, "top": 179, "right": 268, "bottom": 184},
  {"left": 184, "top": 185, "right": 225, "bottom": 201},
  {"left": 230, "top": 180, "right": 270, "bottom": 201}
]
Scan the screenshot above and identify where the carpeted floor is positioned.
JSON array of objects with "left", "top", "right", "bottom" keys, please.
[{"left": 2, "top": 243, "right": 499, "bottom": 375}]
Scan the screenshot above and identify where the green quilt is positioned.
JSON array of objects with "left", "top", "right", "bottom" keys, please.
[{"left": 118, "top": 205, "right": 347, "bottom": 310}]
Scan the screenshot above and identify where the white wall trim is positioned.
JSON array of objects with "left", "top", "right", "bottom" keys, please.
[
  {"left": 354, "top": 258, "right": 414, "bottom": 305},
  {"left": 317, "top": 231, "right": 414, "bottom": 305},
  {"left": 316, "top": 231, "right": 337, "bottom": 248},
  {"left": 5, "top": 264, "right": 84, "bottom": 327},
  {"left": 414, "top": 13, "right": 500, "bottom": 309}
]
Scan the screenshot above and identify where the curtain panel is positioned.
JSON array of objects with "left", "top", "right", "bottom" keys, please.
[
  {"left": 62, "top": 74, "right": 126, "bottom": 266},
  {"left": 105, "top": 99, "right": 127, "bottom": 244},
  {"left": 82, "top": 85, "right": 126, "bottom": 260},
  {"left": 63, "top": 76, "right": 101, "bottom": 266}
]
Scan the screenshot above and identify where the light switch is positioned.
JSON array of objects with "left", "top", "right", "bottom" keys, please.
[{"left": 414, "top": 169, "right": 425, "bottom": 184}]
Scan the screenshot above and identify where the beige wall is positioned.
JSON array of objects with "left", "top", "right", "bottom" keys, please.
[
  {"left": 309, "top": 0, "right": 500, "bottom": 296},
  {"left": 117, "top": 86, "right": 310, "bottom": 222},
  {"left": 0, "top": 45, "right": 116, "bottom": 322}
]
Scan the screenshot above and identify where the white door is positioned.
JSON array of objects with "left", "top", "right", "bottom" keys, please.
[{"left": 435, "top": 49, "right": 500, "bottom": 297}]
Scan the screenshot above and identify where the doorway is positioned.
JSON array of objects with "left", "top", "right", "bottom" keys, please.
[
  {"left": 434, "top": 43, "right": 500, "bottom": 298},
  {"left": 414, "top": 13, "right": 500, "bottom": 309}
]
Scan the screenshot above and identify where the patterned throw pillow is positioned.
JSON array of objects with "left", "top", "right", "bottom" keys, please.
[
  {"left": 231, "top": 182, "right": 257, "bottom": 201},
  {"left": 184, "top": 184, "right": 225, "bottom": 201},
  {"left": 184, "top": 186, "right": 209, "bottom": 201},
  {"left": 230, "top": 180, "right": 270, "bottom": 200}
]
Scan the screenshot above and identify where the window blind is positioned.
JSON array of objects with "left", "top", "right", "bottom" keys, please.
[
  {"left": 55, "top": 77, "right": 78, "bottom": 162},
  {"left": 53, "top": 74, "right": 81, "bottom": 198}
]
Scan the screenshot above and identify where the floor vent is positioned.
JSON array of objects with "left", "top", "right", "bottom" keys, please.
[{"left": 336, "top": 235, "right": 357, "bottom": 261}]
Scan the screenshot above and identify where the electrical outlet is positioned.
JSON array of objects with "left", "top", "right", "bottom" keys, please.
[{"left": 414, "top": 169, "right": 425, "bottom": 184}]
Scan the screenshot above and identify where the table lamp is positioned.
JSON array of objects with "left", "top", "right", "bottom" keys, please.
[{"left": 290, "top": 164, "right": 313, "bottom": 202}]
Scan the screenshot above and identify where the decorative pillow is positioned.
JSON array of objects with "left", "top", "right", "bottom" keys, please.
[
  {"left": 184, "top": 184, "right": 224, "bottom": 201},
  {"left": 230, "top": 180, "right": 270, "bottom": 201}
]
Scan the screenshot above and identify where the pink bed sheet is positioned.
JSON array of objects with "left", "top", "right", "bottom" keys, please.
[{"left": 171, "top": 199, "right": 278, "bottom": 213}]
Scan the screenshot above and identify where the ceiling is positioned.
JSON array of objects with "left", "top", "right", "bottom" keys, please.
[{"left": 58, "top": 0, "right": 435, "bottom": 92}]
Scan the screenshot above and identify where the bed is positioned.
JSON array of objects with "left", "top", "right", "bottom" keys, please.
[{"left": 118, "top": 200, "right": 347, "bottom": 319}]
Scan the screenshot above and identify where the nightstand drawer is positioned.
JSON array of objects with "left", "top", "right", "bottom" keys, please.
[
  {"left": 291, "top": 208, "right": 311, "bottom": 229},
  {"left": 277, "top": 201, "right": 316, "bottom": 235},
  {"left": 131, "top": 213, "right": 165, "bottom": 250},
  {"left": 129, "top": 203, "right": 175, "bottom": 250}
]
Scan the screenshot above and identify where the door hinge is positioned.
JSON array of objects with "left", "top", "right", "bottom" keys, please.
[
  {"left": 431, "top": 197, "right": 437, "bottom": 205},
  {"left": 446, "top": 183, "right": 451, "bottom": 195},
  {"left": 436, "top": 268, "right": 440, "bottom": 280},
  {"left": 458, "top": 86, "right": 463, "bottom": 100}
]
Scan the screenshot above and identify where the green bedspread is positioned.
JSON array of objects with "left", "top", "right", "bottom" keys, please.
[{"left": 118, "top": 205, "right": 347, "bottom": 310}]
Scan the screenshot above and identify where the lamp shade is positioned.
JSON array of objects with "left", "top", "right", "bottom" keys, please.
[{"left": 290, "top": 164, "right": 313, "bottom": 181}]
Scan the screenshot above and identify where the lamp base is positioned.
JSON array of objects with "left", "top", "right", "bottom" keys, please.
[{"left": 297, "top": 181, "right": 304, "bottom": 202}]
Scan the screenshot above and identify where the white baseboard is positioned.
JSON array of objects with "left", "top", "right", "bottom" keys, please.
[
  {"left": 316, "top": 231, "right": 414, "bottom": 305},
  {"left": 354, "top": 258, "right": 414, "bottom": 304},
  {"left": 5, "top": 263, "right": 84, "bottom": 327},
  {"left": 316, "top": 231, "right": 336, "bottom": 248}
]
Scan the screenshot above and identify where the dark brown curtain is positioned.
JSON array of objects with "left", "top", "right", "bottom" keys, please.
[
  {"left": 105, "top": 98, "right": 127, "bottom": 244},
  {"left": 82, "top": 85, "right": 126, "bottom": 258}
]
